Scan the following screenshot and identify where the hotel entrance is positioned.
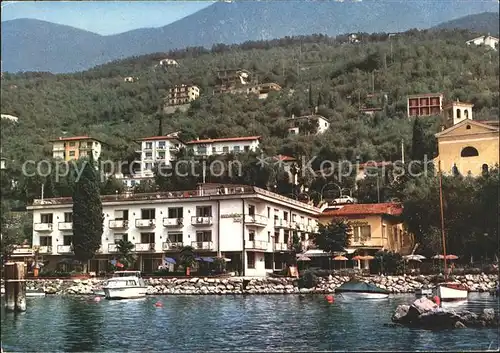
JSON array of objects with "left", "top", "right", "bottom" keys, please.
[{"left": 140, "top": 254, "right": 162, "bottom": 274}]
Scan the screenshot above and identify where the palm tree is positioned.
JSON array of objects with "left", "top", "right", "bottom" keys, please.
[
  {"left": 116, "top": 239, "right": 136, "bottom": 269},
  {"left": 179, "top": 245, "right": 196, "bottom": 276}
]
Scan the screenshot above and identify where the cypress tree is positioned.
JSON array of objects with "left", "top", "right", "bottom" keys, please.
[
  {"left": 308, "top": 83, "right": 313, "bottom": 108},
  {"left": 72, "top": 157, "right": 104, "bottom": 267},
  {"left": 411, "top": 117, "right": 426, "bottom": 161}
]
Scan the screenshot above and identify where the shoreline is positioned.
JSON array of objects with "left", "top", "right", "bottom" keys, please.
[{"left": 3, "top": 273, "right": 497, "bottom": 296}]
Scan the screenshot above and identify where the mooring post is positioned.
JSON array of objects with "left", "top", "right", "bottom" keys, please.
[
  {"left": 15, "top": 262, "right": 27, "bottom": 312},
  {"left": 4, "top": 262, "right": 16, "bottom": 311}
]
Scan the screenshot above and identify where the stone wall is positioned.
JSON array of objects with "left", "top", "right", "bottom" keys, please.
[{"left": 2, "top": 274, "right": 497, "bottom": 295}]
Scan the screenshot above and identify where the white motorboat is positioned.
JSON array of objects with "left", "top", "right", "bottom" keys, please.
[
  {"left": 432, "top": 282, "right": 468, "bottom": 302},
  {"left": 335, "top": 279, "right": 390, "bottom": 300},
  {"left": 102, "top": 271, "right": 147, "bottom": 300},
  {"left": 414, "top": 288, "right": 433, "bottom": 297}
]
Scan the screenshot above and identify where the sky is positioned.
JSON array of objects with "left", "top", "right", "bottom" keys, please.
[{"left": 1, "top": 1, "right": 215, "bottom": 35}]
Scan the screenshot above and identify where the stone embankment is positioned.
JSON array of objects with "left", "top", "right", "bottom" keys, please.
[
  {"left": 1, "top": 273, "right": 497, "bottom": 296},
  {"left": 392, "top": 297, "right": 499, "bottom": 329}
]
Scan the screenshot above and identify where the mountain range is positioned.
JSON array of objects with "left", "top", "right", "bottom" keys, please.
[{"left": 2, "top": 0, "right": 499, "bottom": 73}]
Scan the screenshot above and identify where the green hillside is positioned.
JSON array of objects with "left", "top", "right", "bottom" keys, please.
[{"left": 1, "top": 28, "right": 499, "bottom": 168}]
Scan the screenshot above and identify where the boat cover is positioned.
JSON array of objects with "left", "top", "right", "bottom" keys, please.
[{"left": 335, "top": 280, "right": 389, "bottom": 294}]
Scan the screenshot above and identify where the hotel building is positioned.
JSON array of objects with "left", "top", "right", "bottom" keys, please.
[
  {"left": 186, "top": 136, "right": 261, "bottom": 156},
  {"left": 136, "top": 135, "right": 184, "bottom": 177},
  {"left": 27, "top": 184, "right": 321, "bottom": 277},
  {"left": 166, "top": 85, "right": 200, "bottom": 106}
]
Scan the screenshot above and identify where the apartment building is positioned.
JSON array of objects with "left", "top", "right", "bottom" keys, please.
[
  {"left": 407, "top": 93, "right": 444, "bottom": 118},
  {"left": 186, "top": 136, "right": 261, "bottom": 156},
  {"left": 27, "top": 184, "right": 321, "bottom": 277},
  {"left": 136, "top": 135, "right": 184, "bottom": 177},
  {"left": 229, "top": 83, "right": 282, "bottom": 99},
  {"left": 287, "top": 114, "right": 330, "bottom": 135},
  {"left": 166, "top": 85, "right": 200, "bottom": 106},
  {"left": 51, "top": 136, "right": 102, "bottom": 161}
]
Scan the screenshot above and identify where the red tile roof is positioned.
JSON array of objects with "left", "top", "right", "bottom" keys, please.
[
  {"left": 51, "top": 136, "right": 95, "bottom": 142},
  {"left": 273, "top": 154, "right": 296, "bottom": 162},
  {"left": 321, "top": 202, "right": 403, "bottom": 217},
  {"left": 137, "top": 136, "right": 182, "bottom": 141},
  {"left": 186, "top": 136, "right": 261, "bottom": 144}
]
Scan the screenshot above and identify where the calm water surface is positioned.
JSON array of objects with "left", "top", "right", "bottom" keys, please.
[{"left": 1, "top": 293, "right": 499, "bottom": 352}]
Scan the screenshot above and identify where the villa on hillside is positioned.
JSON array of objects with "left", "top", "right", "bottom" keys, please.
[
  {"left": 287, "top": 114, "right": 330, "bottom": 135},
  {"left": 466, "top": 35, "right": 499, "bottom": 50}
]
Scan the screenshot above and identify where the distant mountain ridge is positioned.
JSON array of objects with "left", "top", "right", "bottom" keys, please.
[
  {"left": 1, "top": 0, "right": 499, "bottom": 73},
  {"left": 432, "top": 12, "right": 499, "bottom": 35}
]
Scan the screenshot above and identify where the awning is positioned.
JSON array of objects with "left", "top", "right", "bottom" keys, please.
[
  {"left": 164, "top": 257, "right": 176, "bottom": 264},
  {"left": 202, "top": 257, "right": 214, "bottom": 263}
]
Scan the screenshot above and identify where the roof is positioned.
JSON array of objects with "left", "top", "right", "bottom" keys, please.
[
  {"left": 443, "top": 100, "right": 474, "bottom": 109},
  {"left": 273, "top": 154, "right": 296, "bottom": 162},
  {"left": 287, "top": 114, "right": 328, "bottom": 121},
  {"left": 466, "top": 35, "right": 499, "bottom": 43},
  {"left": 435, "top": 119, "right": 499, "bottom": 137},
  {"left": 137, "top": 136, "right": 183, "bottom": 142},
  {"left": 407, "top": 93, "right": 443, "bottom": 99},
  {"left": 186, "top": 136, "right": 261, "bottom": 144},
  {"left": 358, "top": 161, "right": 393, "bottom": 169},
  {"left": 50, "top": 136, "right": 102, "bottom": 143},
  {"left": 321, "top": 202, "right": 403, "bottom": 217}
]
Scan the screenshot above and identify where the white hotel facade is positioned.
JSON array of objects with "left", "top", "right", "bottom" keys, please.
[{"left": 27, "top": 184, "right": 320, "bottom": 277}]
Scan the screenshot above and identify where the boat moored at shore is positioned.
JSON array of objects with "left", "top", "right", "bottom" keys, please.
[
  {"left": 102, "top": 271, "right": 147, "bottom": 300},
  {"left": 335, "top": 279, "right": 390, "bottom": 299},
  {"left": 433, "top": 282, "right": 468, "bottom": 302}
]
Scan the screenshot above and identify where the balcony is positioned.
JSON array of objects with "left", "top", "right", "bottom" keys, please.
[
  {"left": 58, "top": 222, "right": 73, "bottom": 231},
  {"left": 274, "top": 219, "right": 290, "bottom": 229},
  {"left": 134, "top": 243, "right": 155, "bottom": 252},
  {"left": 245, "top": 240, "right": 269, "bottom": 250},
  {"left": 191, "top": 241, "right": 214, "bottom": 250},
  {"left": 191, "top": 216, "right": 213, "bottom": 226},
  {"left": 109, "top": 220, "right": 129, "bottom": 229},
  {"left": 38, "top": 245, "right": 53, "bottom": 254},
  {"left": 163, "top": 218, "right": 184, "bottom": 227},
  {"left": 244, "top": 214, "right": 268, "bottom": 227},
  {"left": 135, "top": 219, "right": 156, "bottom": 228},
  {"left": 289, "top": 221, "right": 298, "bottom": 229},
  {"left": 162, "top": 242, "right": 183, "bottom": 251},
  {"left": 34, "top": 223, "right": 53, "bottom": 232},
  {"left": 297, "top": 223, "right": 306, "bottom": 231},
  {"left": 57, "top": 245, "right": 73, "bottom": 254},
  {"left": 108, "top": 244, "right": 118, "bottom": 253},
  {"left": 12, "top": 247, "right": 33, "bottom": 256},
  {"left": 273, "top": 242, "right": 291, "bottom": 251}
]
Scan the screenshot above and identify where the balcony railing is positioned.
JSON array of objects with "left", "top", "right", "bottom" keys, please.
[
  {"left": 108, "top": 244, "right": 118, "bottom": 253},
  {"left": 274, "top": 242, "right": 291, "bottom": 251},
  {"left": 297, "top": 223, "right": 306, "bottom": 231},
  {"left": 57, "top": 245, "right": 73, "bottom": 254},
  {"left": 244, "top": 214, "right": 268, "bottom": 227},
  {"left": 162, "top": 242, "right": 183, "bottom": 251},
  {"left": 274, "top": 219, "right": 290, "bottom": 228},
  {"left": 12, "top": 247, "right": 33, "bottom": 256},
  {"left": 135, "top": 219, "right": 156, "bottom": 228},
  {"left": 191, "top": 241, "right": 214, "bottom": 250},
  {"left": 191, "top": 216, "right": 213, "bottom": 226},
  {"left": 289, "top": 221, "right": 297, "bottom": 229},
  {"left": 38, "top": 245, "right": 53, "bottom": 254},
  {"left": 134, "top": 243, "right": 155, "bottom": 252},
  {"left": 245, "top": 240, "right": 268, "bottom": 250},
  {"left": 163, "top": 218, "right": 184, "bottom": 227},
  {"left": 58, "top": 222, "right": 73, "bottom": 231},
  {"left": 109, "top": 220, "right": 129, "bottom": 229},
  {"left": 34, "top": 223, "right": 53, "bottom": 232}
]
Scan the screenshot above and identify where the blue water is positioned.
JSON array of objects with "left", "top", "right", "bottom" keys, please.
[{"left": 1, "top": 293, "right": 499, "bottom": 352}]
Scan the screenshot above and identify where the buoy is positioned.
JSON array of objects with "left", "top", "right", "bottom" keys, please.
[
  {"left": 154, "top": 301, "right": 163, "bottom": 307},
  {"left": 94, "top": 297, "right": 101, "bottom": 302},
  {"left": 325, "top": 295, "right": 334, "bottom": 303},
  {"left": 433, "top": 295, "right": 441, "bottom": 306}
]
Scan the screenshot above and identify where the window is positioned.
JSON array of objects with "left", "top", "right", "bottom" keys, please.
[
  {"left": 196, "top": 231, "right": 212, "bottom": 242},
  {"left": 40, "top": 236, "right": 52, "bottom": 246},
  {"left": 69, "top": 151, "right": 75, "bottom": 157},
  {"left": 69, "top": 142, "right": 76, "bottom": 147},
  {"left": 41, "top": 213, "right": 53, "bottom": 224},
  {"left": 264, "top": 253, "right": 273, "bottom": 269},
  {"left": 141, "top": 208, "right": 156, "bottom": 220},
  {"left": 63, "top": 236, "right": 72, "bottom": 246},
  {"left": 145, "top": 142, "right": 152, "bottom": 149},
  {"left": 482, "top": 164, "right": 489, "bottom": 174},
  {"left": 248, "top": 205, "right": 255, "bottom": 216},
  {"left": 247, "top": 252, "right": 256, "bottom": 269},
  {"left": 464, "top": 110, "right": 469, "bottom": 119},
  {"left": 283, "top": 212, "right": 288, "bottom": 221},
  {"left": 267, "top": 207, "right": 270, "bottom": 218},
  {"left": 64, "top": 212, "right": 72, "bottom": 223},
  {"left": 115, "top": 210, "right": 129, "bottom": 220},
  {"left": 274, "top": 230, "right": 280, "bottom": 243},
  {"left": 145, "top": 152, "right": 153, "bottom": 159},
  {"left": 233, "top": 146, "right": 241, "bottom": 153},
  {"left": 168, "top": 232, "right": 182, "bottom": 243},
  {"left": 196, "top": 206, "right": 212, "bottom": 217},
  {"left": 466, "top": 124, "right": 471, "bottom": 130},
  {"left": 382, "top": 224, "right": 387, "bottom": 239},
  {"left": 300, "top": 232, "right": 305, "bottom": 241},
  {"left": 284, "top": 230, "right": 290, "bottom": 244},
  {"left": 140, "top": 233, "right": 155, "bottom": 243},
  {"left": 456, "top": 109, "right": 461, "bottom": 119},
  {"left": 249, "top": 231, "right": 255, "bottom": 242},
  {"left": 222, "top": 146, "right": 229, "bottom": 153},
  {"left": 145, "top": 163, "right": 153, "bottom": 170},
  {"left": 197, "top": 146, "right": 207, "bottom": 154},
  {"left": 461, "top": 146, "right": 479, "bottom": 157},
  {"left": 158, "top": 141, "right": 166, "bottom": 149},
  {"left": 268, "top": 231, "right": 271, "bottom": 243},
  {"left": 292, "top": 214, "right": 297, "bottom": 222},
  {"left": 353, "top": 225, "right": 371, "bottom": 242},
  {"left": 114, "top": 234, "right": 128, "bottom": 243},
  {"left": 244, "top": 146, "right": 250, "bottom": 152},
  {"left": 212, "top": 147, "right": 216, "bottom": 154},
  {"left": 168, "top": 207, "right": 183, "bottom": 219},
  {"left": 157, "top": 151, "right": 165, "bottom": 159}
]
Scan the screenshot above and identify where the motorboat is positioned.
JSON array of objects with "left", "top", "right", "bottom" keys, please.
[
  {"left": 414, "top": 288, "right": 433, "bottom": 297},
  {"left": 432, "top": 282, "right": 468, "bottom": 302},
  {"left": 335, "top": 279, "right": 389, "bottom": 299},
  {"left": 102, "top": 271, "right": 147, "bottom": 300}
]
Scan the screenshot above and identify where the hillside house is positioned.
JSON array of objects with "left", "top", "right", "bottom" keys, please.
[
  {"left": 214, "top": 69, "right": 252, "bottom": 94},
  {"left": 124, "top": 76, "right": 135, "bottom": 83},
  {"left": 407, "top": 93, "right": 444, "bottom": 117},
  {"left": 228, "top": 83, "right": 282, "bottom": 99},
  {"left": 136, "top": 135, "right": 185, "bottom": 177},
  {"left": 166, "top": 85, "right": 200, "bottom": 106},
  {"left": 159, "top": 58, "right": 179, "bottom": 67},
  {"left": 1, "top": 114, "right": 19, "bottom": 123},
  {"left": 51, "top": 136, "right": 102, "bottom": 162},
  {"left": 287, "top": 114, "right": 330, "bottom": 135},
  {"left": 186, "top": 136, "right": 261, "bottom": 156},
  {"left": 466, "top": 35, "right": 499, "bottom": 50}
]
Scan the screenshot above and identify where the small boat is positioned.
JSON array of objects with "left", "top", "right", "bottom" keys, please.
[
  {"left": 432, "top": 282, "right": 468, "bottom": 302},
  {"left": 26, "top": 289, "right": 46, "bottom": 297},
  {"left": 414, "top": 288, "right": 433, "bottom": 297},
  {"left": 102, "top": 271, "right": 147, "bottom": 300},
  {"left": 335, "top": 279, "right": 389, "bottom": 299}
]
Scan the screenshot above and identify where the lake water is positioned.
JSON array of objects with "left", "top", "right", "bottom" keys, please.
[{"left": 1, "top": 293, "right": 498, "bottom": 352}]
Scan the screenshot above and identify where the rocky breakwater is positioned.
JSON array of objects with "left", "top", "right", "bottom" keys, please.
[
  {"left": 24, "top": 278, "right": 103, "bottom": 295},
  {"left": 392, "top": 297, "right": 499, "bottom": 329}
]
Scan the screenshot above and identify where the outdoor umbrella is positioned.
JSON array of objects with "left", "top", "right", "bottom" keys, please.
[
  {"left": 165, "top": 257, "right": 176, "bottom": 265},
  {"left": 297, "top": 256, "right": 311, "bottom": 261},
  {"left": 445, "top": 254, "right": 458, "bottom": 260},
  {"left": 352, "top": 255, "right": 363, "bottom": 261},
  {"left": 432, "top": 254, "right": 445, "bottom": 259},
  {"left": 202, "top": 257, "right": 214, "bottom": 263},
  {"left": 403, "top": 254, "right": 426, "bottom": 261},
  {"left": 333, "top": 256, "right": 348, "bottom": 261},
  {"left": 363, "top": 256, "right": 375, "bottom": 260}
]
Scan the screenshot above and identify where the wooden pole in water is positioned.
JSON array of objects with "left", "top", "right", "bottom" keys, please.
[
  {"left": 438, "top": 160, "right": 448, "bottom": 280},
  {"left": 4, "top": 261, "right": 27, "bottom": 312}
]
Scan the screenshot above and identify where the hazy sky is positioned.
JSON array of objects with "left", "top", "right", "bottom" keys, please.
[{"left": 1, "top": 1, "right": 214, "bottom": 35}]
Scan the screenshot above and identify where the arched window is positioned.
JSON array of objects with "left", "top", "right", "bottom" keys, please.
[
  {"left": 482, "top": 164, "right": 489, "bottom": 174},
  {"left": 464, "top": 110, "right": 469, "bottom": 119},
  {"left": 461, "top": 146, "right": 479, "bottom": 157},
  {"left": 456, "top": 109, "right": 461, "bottom": 119},
  {"left": 466, "top": 124, "right": 471, "bottom": 130}
]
